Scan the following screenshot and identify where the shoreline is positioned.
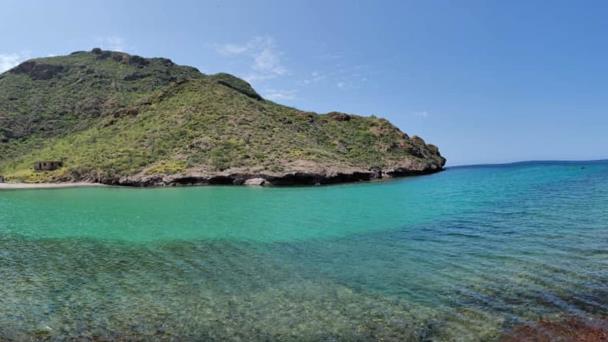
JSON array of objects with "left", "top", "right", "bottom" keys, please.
[
  {"left": 0, "top": 182, "right": 105, "bottom": 190},
  {"left": 0, "top": 168, "right": 446, "bottom": 190}
]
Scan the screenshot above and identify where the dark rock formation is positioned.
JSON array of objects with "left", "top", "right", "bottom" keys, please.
[
  {"left": 327, "top": 112, "right": 352, "bottom": 121},
  {"left": 10, "top": 61, "right": 66, "bottom": 80},
  {"left": 34, "top": 161, "right": 63, "bottom": 171},
  {"left": 211, "top": 73, "right": 263, "bottom": 100},
  {"left": 123, "top": 72, "right": 149, "bottom": 81},
  {"left": 116, "top": 163, "right": 443, "bottom": 187}
]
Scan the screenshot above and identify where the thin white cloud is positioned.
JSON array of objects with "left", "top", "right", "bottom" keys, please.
[
  {"left": 96, "top": 36, "right": 127, "bottom": 52},
  {"left": 309, "top": 64, "right": 372, "bottom": 90},
  {"left": 413, "top": 111, "right": 429, "bottom": 118},
  {"left": 337, "top": 65, "right": 371, "bottom": 89},
  {"left": 252, "top": 47, "right": 286, "bottom": 76},
  {"left": 303, "top": 71, "right": 325, "bottom": 85},
  {"left": 263, "top": 89, "right": 297, "bottom": 101},
  {"left": 215, "top": 36, "right": 287, "bottom": 82},
  {"left": 0, "top": 53, "right": 27, "bottom": 73},
  {"left": 216, "top": 43, "right": 249, "bottom": 56}
]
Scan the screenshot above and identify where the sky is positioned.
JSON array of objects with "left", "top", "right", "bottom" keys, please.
[{"left": 1, "top": 0, "right": 607, "bottom": 165}]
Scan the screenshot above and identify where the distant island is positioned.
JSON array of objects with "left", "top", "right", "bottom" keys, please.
[{"left": 0, "top": 49, "right": 445, "bottom": 186}]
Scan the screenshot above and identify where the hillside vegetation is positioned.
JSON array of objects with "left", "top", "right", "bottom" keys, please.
[{"left": 0, "top": 49, "right": 445, "bottom": 186}]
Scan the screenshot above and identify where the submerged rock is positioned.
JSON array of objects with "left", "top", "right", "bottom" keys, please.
[{"left": 500, "top": 317, "right": 608, "bottom": 342}]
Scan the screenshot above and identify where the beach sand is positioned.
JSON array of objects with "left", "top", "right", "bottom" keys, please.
[{"left": 0, "top": 182, "right": 105, "bottom": 190}]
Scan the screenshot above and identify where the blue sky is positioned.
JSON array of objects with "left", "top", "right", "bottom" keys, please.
[{"left": 1, "top": 0, "right": 607, "bottom": 165}]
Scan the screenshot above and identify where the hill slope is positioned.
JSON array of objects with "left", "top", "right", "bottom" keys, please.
[{"left": 0, "top": 49, "right": 445, "bottom": 186}]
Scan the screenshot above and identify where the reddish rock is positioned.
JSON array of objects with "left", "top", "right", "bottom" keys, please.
[{"left": 501, "top": 317, "right": 608, "bottom": 342}]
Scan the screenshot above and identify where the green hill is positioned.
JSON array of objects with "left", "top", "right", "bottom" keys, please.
[{"left": 0, "top": 49, "right": 445, "bottom": 186}]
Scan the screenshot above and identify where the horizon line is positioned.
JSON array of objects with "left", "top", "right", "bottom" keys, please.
[{"left": 448, "top": 158, "right": 608, "bottom": 169}]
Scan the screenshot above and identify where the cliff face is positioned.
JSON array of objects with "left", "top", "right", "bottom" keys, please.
[{"left": 0, "top": 49, "right": 445, "bottom": 186}]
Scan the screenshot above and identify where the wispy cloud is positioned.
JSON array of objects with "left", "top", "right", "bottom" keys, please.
[
  {"left": 216, "top": 43, "right": 249, "bottom": 55},
  {"left": 303, "top": 71, "right": 325, "bottom": 85},
  {"left": 305, "top": 63, "right": 372, "bottom": 90},
  {"left": 263, "top": 89, "right": 297, "bottom": 101},
  {"left": 96, "top": 36, "right": 127, "bottom": 51},
  {"left": 215, "top": 36, "right": 287, "bottom": 82},
  {"left": 413, "top": 111, "right": 430, "bottom": 118},
  {"left": 0, "top": 53, "right": 28, "bottom": 73}
]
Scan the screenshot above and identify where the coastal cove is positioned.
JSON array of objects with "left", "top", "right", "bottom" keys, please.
[
  {"left": 2, "top": 2, "right": 607, "bottom": 340},
  {"left": 1, "top": 161, "right": 607, "bottom": 340}
]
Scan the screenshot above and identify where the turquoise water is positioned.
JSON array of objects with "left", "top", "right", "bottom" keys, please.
[{"left": 1, "top": 161, "right": 607, "bottom": 340}]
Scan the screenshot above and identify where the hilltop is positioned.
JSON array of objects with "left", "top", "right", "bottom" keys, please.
[{"left": 0, "top": 49, "right": 445, "bottom": 186}]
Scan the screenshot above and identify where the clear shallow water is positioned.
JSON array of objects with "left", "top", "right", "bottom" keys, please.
[{"left": 0, "top": 161, "right": 607, "bottom": 340}]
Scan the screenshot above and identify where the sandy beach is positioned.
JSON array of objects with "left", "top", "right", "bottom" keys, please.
[{"left": 0, "top": 182, "right": 105, "bottom": 190}]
